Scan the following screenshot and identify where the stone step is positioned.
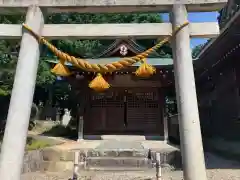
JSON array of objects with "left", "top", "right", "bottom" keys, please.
[
  {"left": 85, "top": 166, "right": 152, "bottom": 171},
  {"left": 83, "top": 156, "right": 175, "bottom": 172},
  {"left": 149, "top": 149, "right": 182, "bottom": 169},
  {"left": 84, "top": 165, "right": 174, "bottom": 172},
  {"left": 41, "top": 148, "right": 181, "bottom": 168},
  {"left": 85, "top": 157, "right": 152, "bottom": 169},
  {"left": 39, "top": 158, "right": 151, "bottom": 172},
  {"left": 148, "top": 149, "right": 179, "bottom": 163},
  {"left": 42, "top": 148, "right": 74, "bottom": 161},
  {"left": 42, "top": 149, "right": 148, "bottom": 162},
  {"left": 85, "top": 149, "right": 148, "bottom": 158},
  {"left": 32, "top": 159, "right": 176, "bottom": 172},
  {"left": 41, "top": 161, "right": 74, "bottom": 172}
]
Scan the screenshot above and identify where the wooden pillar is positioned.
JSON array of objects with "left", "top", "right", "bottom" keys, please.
[
  {"left": 0, "top": 6, "right": 44, "bottom": 180},
  {"left": 171, "top": 4, "right": 207, "bottom": 180},
  {"left": 162, "top": 89, "right": 168, "bottom": 143},
  {"left": 163, "top": 116, "right": 168, "bottom": 143},
  {"left": 77, "top": 81, "right": 88, "bottom": 141},
  {"left": 78, "top": 116, "right": 84, "bottom": 140}
]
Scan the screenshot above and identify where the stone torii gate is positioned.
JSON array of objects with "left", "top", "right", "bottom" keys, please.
[{"left": 0, "top": 1, "right": 226, "bottom": 180}]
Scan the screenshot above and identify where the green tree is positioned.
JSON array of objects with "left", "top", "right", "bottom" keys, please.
[
  {"left": 0, "top": 15, "right": 55, "bottom": 96},
  {"left": 192, "top": 44, "right": 204, "bottom": 59},
  {"left": 45, "top": 13, "right": 171, "bottom": 58},
  {"left": 0, "top": 51, "right": 55, "bottom": 96}
]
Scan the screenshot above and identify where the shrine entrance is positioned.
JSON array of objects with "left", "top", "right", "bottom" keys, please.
[{"left": 84, "top": 88, "right": 163, "bottom": 136}]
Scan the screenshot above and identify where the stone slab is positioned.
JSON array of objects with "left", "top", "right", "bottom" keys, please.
[
  {"left": 22, "top": 150, "right": 44, "bottom": 173},
  {"left": 141, "top": 141, "right": 179, "bottom": 151},
  {"left": 42, "top": 148, "right": 74, "bottom": 161},
  {"left": 0, "top": 0, "right": 227, "bottom": 14},
  {"left": 96, "top": 140, "right": 144, "bottom": 150},
  {"left": 101, "top": 135, "right": 146, "bottom": 141},
  {"left": 41, "top": 161, "right": 73, "bottom": 172},
  {"left": 86, "top": 157, "right": 151, "bottom": 168},
  {"left": 52, "top": 140, "right": 101, "bottom": 151},
  {"left": 86, "top": 149, "right": 147, "bottom": 158}
]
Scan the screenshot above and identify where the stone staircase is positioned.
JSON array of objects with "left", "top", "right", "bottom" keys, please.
[
  {"left": 40, "top": 140, "right": 181, "bottom": 172},
  {"left": 81, "top": 149, "right": 152, "bottom": 171}
]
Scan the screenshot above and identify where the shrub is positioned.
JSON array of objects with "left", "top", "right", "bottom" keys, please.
[
  {"left": 42, "top": 124, "right": 75, "bottom": 138},
  {"left": 26, "top": 138, "right": 51, "bottom": 151}
]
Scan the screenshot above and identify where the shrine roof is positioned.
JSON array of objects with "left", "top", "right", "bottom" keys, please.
[
  {"left": 194, "top": 8, "right": 240, "bottom": 81},
  {"left": 92, "top": 39, "right": 161, "bottom": 58}
]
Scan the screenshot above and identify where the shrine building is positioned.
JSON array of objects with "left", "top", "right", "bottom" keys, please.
[{"left": 47, "top": 39, "right": 177, "bottom": 140}]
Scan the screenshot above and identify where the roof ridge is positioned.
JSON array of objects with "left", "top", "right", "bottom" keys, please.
[{"left": 92, "top": 39, "right": 162, "bottom": 58}]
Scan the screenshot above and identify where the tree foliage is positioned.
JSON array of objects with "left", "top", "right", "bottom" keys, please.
[
  {"left": 0, "top": 42, "right": 56, "bottom": 95},
  {"left": 192, "top": 44, "right": 204, "bottom": 59},
  {"left": 45, "top": 13, "right": 171, "bottom": 58}
]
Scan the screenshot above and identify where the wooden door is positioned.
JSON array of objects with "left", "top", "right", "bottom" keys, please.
[
  {"left": 84, "top": 88, "right": 163, "bottom": 136},
  {"left": 125, "top": 88, "right": 163, "bottom": 135},
  {"left": 84, "top": 89, "right": 124, "bottom": 135}
]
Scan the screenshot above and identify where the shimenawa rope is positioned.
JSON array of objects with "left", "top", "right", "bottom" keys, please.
[{"left": 22, "top": 22, "right": 189, "bottom": 91}]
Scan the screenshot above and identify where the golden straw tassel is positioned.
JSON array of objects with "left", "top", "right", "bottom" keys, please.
[
  {"left": 51, "top": 59, "right": 72, "bottom": 76},
  {"left": 89, "top": 73, "right": 110, "bottom": 91},
  {"left": 22, "top": 22, "right": 189, "bottom": 77},
  {"left": 135, "top": 58, "right": 156, "bottom": 78}
]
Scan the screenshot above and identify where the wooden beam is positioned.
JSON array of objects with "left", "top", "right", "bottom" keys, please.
[
  {"left": 0, "top": 22, "right": 219, "bottom": 39},
  {"left": 0, "top": 0, "right": 227, "bottom": 14}
]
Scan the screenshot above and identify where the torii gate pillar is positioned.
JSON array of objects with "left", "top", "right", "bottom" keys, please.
[
  {"left": 171, "top": 4, "right": 207, "bottom": 180},
  {"left": 0, "top": 6, "right": 44, "bottom": 180}
]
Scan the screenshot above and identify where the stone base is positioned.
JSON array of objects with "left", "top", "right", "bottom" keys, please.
[
  {"left": 80, "top": 148, "right": 181, "bottom": 171},
  {"left": 22, "top": 139, "right": 181, "bottom": 173}
]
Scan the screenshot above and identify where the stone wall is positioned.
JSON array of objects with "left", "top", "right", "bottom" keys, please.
[{"left": 22, "top": 150, "right": 44, "bottom": 173}]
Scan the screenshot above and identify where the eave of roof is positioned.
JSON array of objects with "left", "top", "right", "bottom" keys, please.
[
  {"left": 196, "top": 8, "right": 240, "bottom": 60},
  {"left": 45, "top": 57, "right": 198, "bottom": 67},
  {"left": 194, "top": 9, "right": 240, "bottom": 81}
]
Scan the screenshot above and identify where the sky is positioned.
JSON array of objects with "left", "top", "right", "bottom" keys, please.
[{"left": 162, "top": 12, "right": 219, "bottom": 48}]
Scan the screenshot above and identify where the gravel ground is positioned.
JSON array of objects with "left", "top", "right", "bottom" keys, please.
[{"left": 21, "top": 153, "right": 240, "bottom": 180}]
